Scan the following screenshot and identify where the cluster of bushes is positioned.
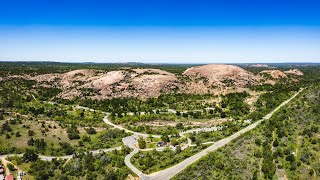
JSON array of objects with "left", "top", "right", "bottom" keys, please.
[
  {"left": 7, "top": 147, "right": 133, "bottom": 180},
  {"left": 173, "top": 85, "right": 320, "bottom": 180},
  {"left": 15, "top": 101, "right": 104, "bottom": 128},
  {"left": 60, "top": 93, "right": 215, "bottom": 114},
  {"left": 0, "top": 79, "right": 36, "bottom": 109},
  {"left": 78, "top": 129, "right": 129, "bottom": 150},
  {"left": 132, "top": 145, "right": 208, "bottom": 174},
  {"left": 107, "top": 92, "right": 253, "bottom": 124},
  {"left": 221, "top": 92, "right": 250, "bottom": 119},
  {"left": 189, "top": 120, "right": 249, "bottom": 144}
]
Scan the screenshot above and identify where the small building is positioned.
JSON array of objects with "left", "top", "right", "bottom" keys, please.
[{"left": 157, "top": 141, "right": 168, "bottom": 147}]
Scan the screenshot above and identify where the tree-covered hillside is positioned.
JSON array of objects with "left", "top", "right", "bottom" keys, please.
[{"left": 173, "top": 85, "right": 320, "bottom": 180}]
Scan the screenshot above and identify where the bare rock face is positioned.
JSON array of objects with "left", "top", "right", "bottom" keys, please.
[
  {"left": 132, "top": 68, "right": 173, "bottom": 75},
  {"left": 89, "top": 71, "right": 125, "bottom": 89},
  {"left": 16, "top": 64, "right": 303, "bottom": 100},
  {"left": 260, "top": 70, "right": 288, "bottom": 79},
  {"left": 60, "top": 69, "right": 99, "bottom": 88},
  {"left": 183, "top": 64, "right": 261, "bottom": 87},
  {"left": 27, "top": 68, "right": 178, "bottom": 99},
  {"left": 284, "top": 69, "right": 304, "bottom": 76},
  {"left": 132, "top": 74, "right": 178, "bottom": 97},
  {"left": 270, "top": 70, "right": 288, "bottom": 79}
]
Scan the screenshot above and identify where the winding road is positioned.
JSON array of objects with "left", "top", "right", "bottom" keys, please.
[
  {"left": 0, "top": 146, "right": 122, "bottom": 162},
  {"left": 134, "top": 89, "right": 303, "bottom": 180},
  {"left": 0, "top": 89, "right": 302, "bottom": 180}
]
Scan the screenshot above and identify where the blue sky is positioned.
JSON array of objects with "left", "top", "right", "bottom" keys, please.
[{"left": 0, "top": 0, "right": 320, "bottom": 63}]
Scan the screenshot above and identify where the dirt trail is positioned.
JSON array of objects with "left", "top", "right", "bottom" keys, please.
[
  {"left": 1, "top": 158, "right": 10, "bottom": 175},
  {"left": 1, "top": 158, "right": 21, "bottom": 175}
]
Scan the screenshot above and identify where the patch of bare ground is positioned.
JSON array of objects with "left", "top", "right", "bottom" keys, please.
[
  {"left": 276, "top": 169, "right": 289, "bottom": 180},
  {"left": 133, "top": 118, "right": 230, "bottom": 127},
  {"left": 212, "top": 87, "right": 251, "bottom": 95},
  {"left": 245, "top": 90, "right": 265, "bottom": 111},
  {"left": 230, "top": 137, "right": 252, "bottom": 160},
  {"left": 1, "top": 159, "right": 11, "bottom": 175}
]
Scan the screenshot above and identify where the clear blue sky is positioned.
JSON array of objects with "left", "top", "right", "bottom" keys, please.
[{"left": 0, "top": 0, "right": 320, "bottom": 63}]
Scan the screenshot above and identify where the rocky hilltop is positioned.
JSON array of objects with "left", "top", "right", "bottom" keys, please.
[
  {"left": 11, "top": 64, "right": 302, "bottom": 99},
  {"left": 183, "top": 64, "right": 261, "bottom": 86}
]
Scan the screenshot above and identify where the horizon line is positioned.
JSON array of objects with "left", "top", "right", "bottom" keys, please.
[{"left": 0, "top": 60, "right": 319, "bottom": 65}]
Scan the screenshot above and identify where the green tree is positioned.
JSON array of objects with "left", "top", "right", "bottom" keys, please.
[
  {"left": 7, "top": 163, "right": 15, "bottom": 171},
  {"left": 23, "top": 149, "right": 38, "bottom": 162},
  {"left": 175, "top": 123, "right": 184, "bottom": 129},
  {"left": 15, "top": 131, "right": 21, "bottom": 137},
  {"left": 27, "top": 138, "right": 35, "bottom": 146},
  {"left": 85, "top": 127, "right": 97, "bottom": 135},
  {"left": 1, "top": 121, "right": 12, "bottom": 132},
  {"left": 28, "top": 130, "right": 35, "bottom": 136},
  {"left": 171, "top": 139, "right": 178, "bottom": 146},
  {"left": 161, "top": 135, "right": 170, "bottom": 142},
  {"left": 34, "top": 139, "right": 47, "bottom": 151},
  {"left": 138, "top": 136, "right": 146, "bottom": 149},
  {"left": 67, "top": 125, "right": 80, "bottom": 140},
  {"left": 175, "top": 145, "right": 182, "bottom": 154}
]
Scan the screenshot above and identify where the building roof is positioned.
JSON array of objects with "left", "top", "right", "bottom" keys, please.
[
  {"left": 157, "top": 141, "right": 168, "bottom": 146},
  {"left": 5, "top": 174, "right": 14, "bottom": 180}
]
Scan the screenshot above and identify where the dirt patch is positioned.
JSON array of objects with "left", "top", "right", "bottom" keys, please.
[
  {"left": 133, "top": 118, "right": 230, "bottom": 127},
  {"left": 1, "top": 159, "right": 21, "bottom": 175}
]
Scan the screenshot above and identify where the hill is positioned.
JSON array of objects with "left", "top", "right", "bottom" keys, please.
[
  {"left": 5, "top": 64, "right": 302, "bottom": 99},
  {"left": 183, "top": 64, "right": 261, "bottom": 86}
]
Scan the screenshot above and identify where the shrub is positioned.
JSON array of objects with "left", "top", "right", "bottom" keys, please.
[{"left": 28, "top": 130, "right": 35, "bottom": 136}]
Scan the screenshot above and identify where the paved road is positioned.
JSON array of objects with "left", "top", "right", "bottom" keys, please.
[
  {"left": 51, "top": 102, "right": 218, "bottom": 139},
  {"left": 7, "top": 90, "right": 301, "bottom": 180},
  {"left": 125, "top": 149, "right": 143, "bottom": 176},
  {"left": 134, "top": 89, "right": 302, "bottom": 180},
  {"left": 0, "top": 146, "right": 122, "bottom": 162},
  {"left": 0, "top": 100, "right": 229, "bottom": 178},
  {"left": 103, "top": 115, "right": 162, "bottom": 138},
  {"left": 38, "top": 146, "right": 123, "bottom": 161}
]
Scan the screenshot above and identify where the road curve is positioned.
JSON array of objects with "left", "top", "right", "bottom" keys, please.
[
  {"left": 103, "top": 115, "right": 161, "bottom": 138},
  {"left": 135, "top": 89, "right": 303, "bottom": 180},
  {"left": 125, "top": 149, "right": 143, "bottom": 176},
  {"left": 0, "top": 146, "right": 122, "bottom": 162},
  {"left": 8, "top": 90, "right": 301, "bottom": 179}
]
